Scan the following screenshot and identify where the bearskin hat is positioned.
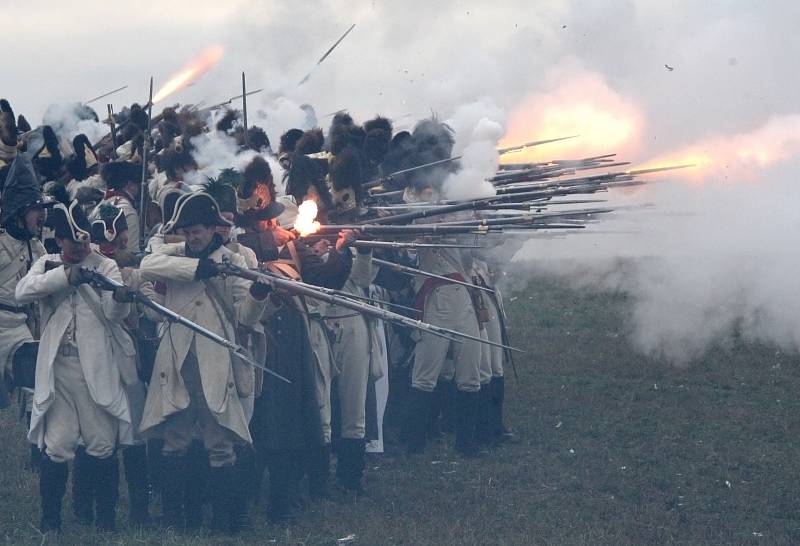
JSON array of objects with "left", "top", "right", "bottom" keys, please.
[
  {"left": 160, "top": 147, "right": 196, "bottom": 181},
  {"left": 33, "top": 126, "right": 64, "bottom": 181},
  {"left": 215, "top": 109, "right": 240, "bottom": 133},
  {"left": 45, "top": 200, "right": 92, "bottom": 242},
  {"left": 379, "top": 130, "right": 415, "bottom": 190},
  {"left": 235, "top": 126, "right": 271, "bottom": 153},
  {"left": 286, "top": 154, "right": 332, "bottom": 208},
  {"left": 90, "top": 203, "right": 128, "bottom": 243},
  {"left": 66, "top": 134, "right": 99, "bottom": 181},
  {"left": 101, "top": 161, "right": 141, "bottom": 190},
  {"left": 295, "top": 128, "right": 325, "bottom": 155},
  {"left": 327, "top": 147, "right": 365, "bottom": 213},
  {"left": 0, "top": 155, "right": 52, "bottom": 228},
  {"left": 166, "top": 192, "right": 232, "bottom": 232},
  {"left": 279, "top": 128, "right": 304, "bottom": 155},
  {"left": 363, "top": 116, "right": 393, "bottom": 165},
  {"left": 235, "top": 157, "right": 284, "bottom": 227},
  {"left": 406, "top": 117, "right": 457, "bottom": 191},
  {"left": 328, "top": 112, "right": 365, "bottom": 155}
]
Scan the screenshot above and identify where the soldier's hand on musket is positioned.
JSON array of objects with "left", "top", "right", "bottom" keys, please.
[
  {"left": 336, "top": 229, "right": 357, "bottom": 252},
  {"left": 269, "top": 226, "right": 296, "bottom": 247},
  {"left": 112, "top": 286, "right": 135, "bottom": 303},
  {"left": 65, "top": 264, "right": 89, "bottom": 286},
  {"left": 249, "top": 277, "right": 273, "bottom": 300},
  {"left": 195, "top": 258, "right": 221, "bottom": 280}
]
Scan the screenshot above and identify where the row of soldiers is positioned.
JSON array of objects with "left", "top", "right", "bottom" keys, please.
[{"left": 0, "top": 97, "right": 515, "bottom": 536}]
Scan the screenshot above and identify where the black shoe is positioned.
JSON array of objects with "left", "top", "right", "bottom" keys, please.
[
  {"left": 123, "top": 444, "right": 151, "bottom": 527},
  {"left": 71, "top": 447, "right": 94, "bottom": 525},
  {"left": 335, "top": 438, "right": 365, "bottom": 494},
  {"left": 209, "top": 465, "right": 235, "bottom": 533},
  {"left": 93, "top": 453, "right": 119, "bottom": 532},
  {"left": 454, "top": 390, "right": 480, "bottom": 457},
  {"left": 39, "top": 455, "right": 68, "bottom": 533},
  {"left": 159, "top": 454, "right": 187, "bottom": 529},
  {"left": 403, "top": 387, "right": 432, "bottom": 455}
]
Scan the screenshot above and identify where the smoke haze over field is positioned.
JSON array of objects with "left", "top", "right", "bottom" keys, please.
[{"left": 5, "top": 0, "right": 800, "bottom": 364}]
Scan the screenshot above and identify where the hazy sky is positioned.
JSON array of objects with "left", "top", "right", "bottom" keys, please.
[
  {"left": 6, "top": 0, "right": 800, "bottom": 363},
  {"left": 5, "top": 0, "right": 799, "bottom": 160}
]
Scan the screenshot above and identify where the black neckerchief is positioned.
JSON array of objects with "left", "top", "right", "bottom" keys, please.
[{"left": 186, "top": 232, "right": 223, "bottom": 259}]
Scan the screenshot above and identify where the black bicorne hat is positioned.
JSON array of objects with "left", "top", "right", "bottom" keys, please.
[
  {"left": 165, "top": 192, "right": 232, "bottom": 233},
  {"left": 90, "top": 204, "right": 128, "bottom": 243},
  {"left": 44, "top": 200, "right": 92, "bottom": 242}
]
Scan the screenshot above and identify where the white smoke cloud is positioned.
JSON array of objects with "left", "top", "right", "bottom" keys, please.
[{"left": 4, "top": 0, "right": 800, "bottom": 365}]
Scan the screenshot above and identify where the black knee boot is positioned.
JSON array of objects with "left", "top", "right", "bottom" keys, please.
[
  {"left": 39, "top": 455, "right": 68, "bottom": 532},
  {"left": 94, "top": 453, "right": 119, "bottom": 532},
  {"left": 403, "top": 387, "right": 432, "bottom": 455},
  {"left": 29, "top": 443, "right": 42, "bottom": 473},
  {"left": 123, "top": 444, "right": 150, "bottom": 526},
  {"left": 441, "top": 380, "right": 457, "bottom": 433},
  {"left": 72, "top": 447, "right": 94, "bottom": 525},
  {"left": 159, "top": 454, "right": 187, "bottom": 529},
  {"left": 476, "top": 384, "right": 495, "bottom": 447},
  {"left": 266, "top": 451, "right": 299, "bottom": 525},
  {"left": 307, "top": 445, "right": 330, "bottom": 500},
  {"left": 184, "top": 442, "right": 209, "bottom": 530},
  {"left": 230, "top": 446, "right": 255, "bottom": 533},
  {"left": 428, "top": 381, "right": 445, "bottom": 439},
  {"left": 454, "top": 390, "right": 480, "bottom": 457},
  {"left": 490, "top": 376, "right": 517, "bottom": 443},
  {"left": 336, "top": 438, "right": 365, "bottom": 493},
  {"left": 209, "top": 465, "right": 235, "bottom": 533}
]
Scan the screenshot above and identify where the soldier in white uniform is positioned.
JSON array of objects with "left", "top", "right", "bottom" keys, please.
[
  {"left": 91, "top": 161, "right": 142, "bottom": 254},
  {"left": 0, "top": 155, "right": 51, "bottom": 468},
  {"left": 138, "top": 192, "right": 270, "bottom": 532},
  {"left": 16, "top": 201, "right": 134, "bottom": 533}
]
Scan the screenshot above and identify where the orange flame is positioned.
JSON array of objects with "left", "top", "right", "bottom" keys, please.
[
  {"left": 636, "top": 115, "right": 800, "bottom": 184},
  {"left": 500, "top": 73, "right": 645, "bottom": 163},
  {"left": 153, "top": 45, "right": 224, "bottom": 104},
  {"left": 295, "top": 200, "right": 321, "bottom": 236}
]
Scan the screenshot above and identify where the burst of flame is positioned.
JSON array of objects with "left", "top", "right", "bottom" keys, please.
[
  {"left": 295, "top": 200, "right": 321, "bottom": 236},
  {"left": 499, "top": 72, "right": 645, "bottom": 164},
  {"left": 636, "top": 115, "right": 800, "bottom": 184},
  {"left": 153, "top": 45, "right": 224, "bottom": 104}
]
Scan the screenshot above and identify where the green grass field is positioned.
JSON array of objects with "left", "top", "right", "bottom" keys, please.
[{"left": 1, "top": 275, "right": 799, "bottom": 545}]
